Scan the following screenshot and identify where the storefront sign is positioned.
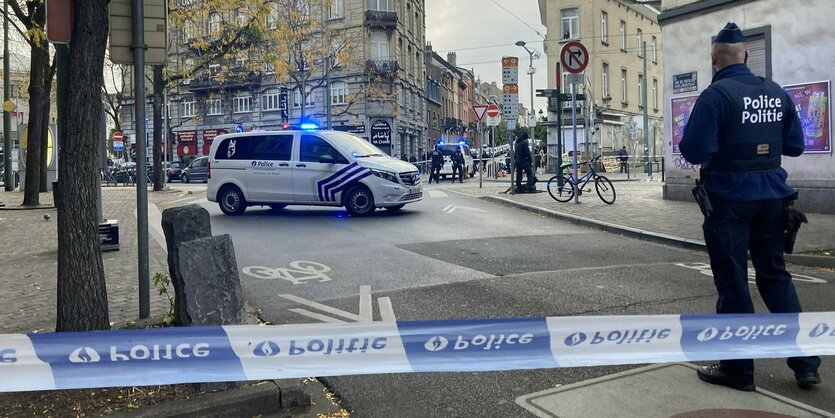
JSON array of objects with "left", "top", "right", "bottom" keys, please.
[
  {"left": 333, "top": 125, "right": 366, "bottom": 135},
  {"left": 203, "top": 129, "right": 227, "bottom": 143},
  {"left": 783, "top": 80, "right": 831, "bottom": 153},
  {"left": 670, "top": 95, "right": 699, "bottom": 155},
  {"left": 673, "top": 72, "right": 698, "bottom": 94},
  {"left": 370, "top": 120, "right": 391, "bottom": 146},
  {"left": 175, "top": 131, "right": 197, "bottom": 143},
  {"left": 177, "top": 144, "right": 196, "bottom": 157}
]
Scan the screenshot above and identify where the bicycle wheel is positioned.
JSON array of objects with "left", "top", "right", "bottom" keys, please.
[
  {"left": 595, "top": 175, "right": 616, "bottom": 204},
  {"left": 547, "top": 176, "right": 575, "bottom": 202}
]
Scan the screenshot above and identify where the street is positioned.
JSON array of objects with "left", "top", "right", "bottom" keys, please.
[{"left": 184, "top": 181, "right": 835, "bottom": 417}]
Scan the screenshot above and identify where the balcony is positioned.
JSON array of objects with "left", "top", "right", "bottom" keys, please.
[
  {"left": 365, "top": 10, "right": 397, "bottom": 29},
  {"left": 186, "top": 72, "right": 261, "bottom": 93},
  {"left": 365, "top": 59, "right": 399, "bottom": 78}
]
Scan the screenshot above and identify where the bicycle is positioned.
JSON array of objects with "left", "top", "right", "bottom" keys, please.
[{"left": 547, "top": 155, "right": 616, "bottom": 204}]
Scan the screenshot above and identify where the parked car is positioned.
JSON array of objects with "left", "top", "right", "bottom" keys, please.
[
  {"left": 181, "top": 156, "right": 209, "bottom": 183},
  {"left": 166, "top": 161, "right": 185, "bottom": 182}
]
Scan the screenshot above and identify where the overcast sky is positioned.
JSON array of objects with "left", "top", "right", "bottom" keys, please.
[{"left": 425, "top": 0, "right": 550, "bottom": 113}]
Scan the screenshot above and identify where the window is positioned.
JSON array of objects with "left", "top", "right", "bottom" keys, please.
[
  {"left": 236, "top": 9, "right": 248, "bottom": 27},
  {"left": 262, "top": 89, "right": 280, "bottom": 111},
  {"left": 408, "top": 45, "right": 414, "bottom": 74},
  {"left": 620, "top": 21, "right": 626, "bottom": 51},
  {"left": 265, "top": 62, "right": 275, "bottom": 74},
  {"left": 652, "top": 36, "right": 657, "bottom": 63},
  {"left": 637, "top": 29, "right": 643, "bottom": 56},
  {"left": 652, "top": 78, "right": 658, "bottom": 110},
  {"left": 600, "top": 11, "right": 608, "bottom": 44},
  {"left": 331, "top": 81, "right": 348, "bottom": 105},
  {"left": 182, "top": 23, "right": 196, "bottom": 44},
  {"left": 620, "top": 69, "right": 627, "bottom": 103},
  {"left": 561, "top": 8, "right": 578, "bottom": 40},
  {"left": 408, "top": 3, "right": 413, "bottom": 32},
  {"left": 300, "top": 135, "right": 348, "bottom": 164},
  {"left": 294, "top": 86, "right": 314, "bottom": 108},
  {"left": 367, "top": 0, "right": 390, "bottom": 11},
  {"left": 182, "top": 99, "right": 196, "bottom": 117},
  {"left": 216, "top": 137, "right": 250, "bottom": 160},
  {"left": 329, "top": 0, "right": 343, "bottom": 19},
  {"left": 208, "top": 13, "right": 222, "bottom": 38},
  {"left": 206, "top": 98, "right": 222, "bottom": 115},
  {"left": 234, "top": 95, "right": 251, "bottom": 113},
  {"left": 266, "top": 4, "right": 278, "bottom": 29},
  {"left": 236, "top": 57, "right": 248, "bottom": 68},
  {"left": 602, "top": 63, "right": 610, "bottom": 99},
  {"left": 370, "top": 31, "right": 389, "bottom": 60},
  {"left": 638, "top": 74, "right": 644, "bottom": 107},
  {"left": 249, "top": 135, "right": 293, "bottom": 161}
]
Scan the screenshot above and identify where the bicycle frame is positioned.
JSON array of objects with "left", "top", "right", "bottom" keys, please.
[{"left": 566, "top": 156, "right": 602, "bottom": 191}]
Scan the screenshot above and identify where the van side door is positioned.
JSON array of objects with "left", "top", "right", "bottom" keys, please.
[
  {"left": 246, "top": 133, "right": 295, "bottom": 203},
  {"left": 293, "top": 134, "right": 352, "bottom": 204}
]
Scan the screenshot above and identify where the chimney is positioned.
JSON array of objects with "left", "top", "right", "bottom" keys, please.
[
  {"left": 425, "top": 42, "right": 433, "bottom": 56},
  {"left": 447, "top": 52, "right": 457, "bottom": 67}
]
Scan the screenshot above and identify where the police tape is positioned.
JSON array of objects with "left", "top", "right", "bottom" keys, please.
[{"left": 2, "top": 312, "right": 834, "bottom": 392}]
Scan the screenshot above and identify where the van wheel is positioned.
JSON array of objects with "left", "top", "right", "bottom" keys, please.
[
  {"left": 182, "top": 173, "right": 190, "bottom": 183},
  {"left": 384, "top": 204, "right": 405, "bottom": 212},
  {"left": 344, "top": 185, "right": 375, "bottom": 217},
  {"left": 219, "top": 185, "right": 247, "bottom": 216},
  {"left": 268, "top": 204, "right": 287, "bottom": 211}
]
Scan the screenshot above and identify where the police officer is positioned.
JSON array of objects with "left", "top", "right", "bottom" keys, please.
[
  {"left": 428, "top": 145, "right": 444, "bottom": 184},
  {"left": 451, "top": 147, "right": 464, "bottom": 183},
  {"left": 514, "top": 132, "right": 535, "bottom": 193},
  {"left": 680, "top": 22, "right": 820, "bottom": 391}
]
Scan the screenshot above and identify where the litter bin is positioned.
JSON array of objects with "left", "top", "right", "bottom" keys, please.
[{"left": 52, "top": 181, "right": 59, "bottom": 209}]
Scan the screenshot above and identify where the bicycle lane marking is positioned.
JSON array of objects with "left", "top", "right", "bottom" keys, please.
[
  {"left": 242, "top": 261, "right": 333, "bottom": 285},
  {"left": 675, "top": 262, "right": 828, "bottom": 284}
]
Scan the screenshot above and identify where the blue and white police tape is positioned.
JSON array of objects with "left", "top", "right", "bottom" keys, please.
[{"left": 2, "top": 312, "right": 834, "bottom": 392}]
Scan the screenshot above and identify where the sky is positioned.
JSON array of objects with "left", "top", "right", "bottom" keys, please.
[{"left": 425, "top": 0, "right": 550, "bottom": 114}]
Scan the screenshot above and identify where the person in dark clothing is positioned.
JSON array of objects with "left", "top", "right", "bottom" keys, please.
[
  {"left": 451, "top": 148, "right": 464, "bottom": 183},
  {"left": 514, "top": 132, "right": 535, "bottom": 192},
  {"left": 428, "top": 145, "right": 444, "bottom": 184},
  {"left": 408, "top": 154, "right": 417, "bottom": 163},
  {"left": 618, "top": 146, "right": 629, "bottom": 173},
  {"left": 680, "top": 22, "right": 820, "bottom": 392}
]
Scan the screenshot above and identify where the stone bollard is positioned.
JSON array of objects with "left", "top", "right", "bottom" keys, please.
[{"left": 161, "top": 204, "right": 212, "bottom": 325}]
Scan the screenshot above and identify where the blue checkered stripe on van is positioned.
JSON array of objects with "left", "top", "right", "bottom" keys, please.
[{"left": 317, "top": 162, "right": 372, "bottom": 202}]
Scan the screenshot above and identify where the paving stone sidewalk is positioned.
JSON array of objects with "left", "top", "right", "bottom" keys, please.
[
  {"left": 0, "top": 187, "right": 188, "bottom": 334},
  {"left": 453, "top": 176, "right": 835, "bottom": 255}
]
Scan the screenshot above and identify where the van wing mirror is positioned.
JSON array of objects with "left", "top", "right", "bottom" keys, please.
[{"left": 319, "top": 154, "right": 336, "bottom": 164}]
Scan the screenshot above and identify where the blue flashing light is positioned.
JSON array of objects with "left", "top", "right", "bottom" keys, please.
[
  {"left": 300, "top": 122, "right": 319, "bottom": 131},
  {"left": 458, "top": 140, "right": 467, "bottom": 145},
  {"left": 438, "top": 140, "right": 445, "bottom": 145},
  {"left": 351, "top": 152, "right": 359, "bottom": 158}
]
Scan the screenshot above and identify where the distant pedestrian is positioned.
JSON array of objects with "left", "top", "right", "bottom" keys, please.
[
  {"left": 429, "top": 145, "right": 444, "bottom": 184},
  {"left": 514, "top": 132, "right": 535, "bottom": 192},
  {"left": 409, "top": 154, "right": 417, "bottom": 163},
  {"left": 618, "top": 146, "right": 629, "bottom": 173}
]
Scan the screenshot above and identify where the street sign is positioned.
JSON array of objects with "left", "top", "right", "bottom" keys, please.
[
  {"left": 486, "top": 104, "right": 500, "bottom": 118},
  {"left": 46, "top": 0, "right": 73, "bottom": 44},
  {"left": 108, "top": 0, "right": 168, "bottom": 64},
  {"left": 566, "top": 73, "right": 584, "bottom": 85},
  {"left": 235, "top": 124, "right": 244, "bottom": 133},
  {"left": 114, "top": 141, "right": 124, "bottom": 152},
  {"left": 502, "top": 56, "right": 519, "bottom": 84},
  {"left": 560, "top": 41, "right": 589, "bottom": 74},
  {"left": 486, "top": 115, "right": 501, "bottom": 127},
  {"left": 472, "top": 105, "right": 488, "bottom": 122},
  {"left": 113, "top": 131, "right": 123, "bottom": 142}
]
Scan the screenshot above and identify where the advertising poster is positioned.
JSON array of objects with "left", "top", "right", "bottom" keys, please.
[
  {"left": 783, "top": 80, "right": 831, "bottom": 153},
  {"left": 670, "top": 95, "right": 699, "bottom": 155}
]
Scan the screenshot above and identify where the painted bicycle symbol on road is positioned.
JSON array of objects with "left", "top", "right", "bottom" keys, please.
[{"left": 243, "top": 261, "right": 332, "bottom": 285}]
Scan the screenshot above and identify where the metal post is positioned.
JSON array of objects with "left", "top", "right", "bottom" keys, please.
[
  {"left": 3, "top": 0, "right": 12, "bottom": 191},
  {"left": 478, "top": 121, "right": 483, "bottom": 189},
  {"left": 528, "top": 55, "right": 534, "bottom": 154},
  {"left": 642, "top": 41, "right": 650, "bottom": 180},
  {"left": 571, "top": 82, "right": 579, "bottom": 204},
  {"left": 132, "top": 0, "right": 150, "bottom": 318},
  {"left": 162, "top": 90, "right": 168, "bottom": 187},
  {"left": 325, "top": 57, "right": 331, "bottom": 129}
]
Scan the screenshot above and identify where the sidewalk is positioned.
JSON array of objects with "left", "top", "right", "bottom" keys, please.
[
  {"left": 453, "top": 173, "right": 835, "bottom": 266},
  {"left": 0, "top": 187, "right": 185, "bottom": 334}
]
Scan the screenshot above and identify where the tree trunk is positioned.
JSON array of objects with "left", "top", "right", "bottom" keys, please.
[
  {"left": 22, "top": 42, "right": 48, "bottom": 206},
  {"left": 56, "top": 0, "right": 110, "bottom": 332},
  {"left": 40, "top": 59, "right": 57, "bottom": 192},
  {"left": 152, "top": 65, "right": 164, "bottom": 191}
]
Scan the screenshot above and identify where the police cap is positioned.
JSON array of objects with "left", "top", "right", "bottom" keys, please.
[{"left": 713, "top": 22, "right": 744, "bottom": 44}]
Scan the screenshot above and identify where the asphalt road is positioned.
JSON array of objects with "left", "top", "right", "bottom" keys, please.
[{"left": 202, "top": 182, "right": 835, "bottom": 417}]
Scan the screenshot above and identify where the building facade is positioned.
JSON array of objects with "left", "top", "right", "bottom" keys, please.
[
  {"left": 659, "top": 0, "right": 835, "bottom": 213},
  {"left": 538, "top": 0, "right": 664, "bottom": 163},
  {"left": 121, "top": 0, "right": 427, "bottom": 161}
]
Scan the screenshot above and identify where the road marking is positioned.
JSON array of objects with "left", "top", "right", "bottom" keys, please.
[
  {"left": 428, "top": 190, "right": 448, "bottom": 198},
  {"left": 675, "top": 262, "right": 827, "bottom": 284},
  {"left": 243, "top": 261, "right": 332, "bottom": 284},
  {"left": 442, "top": 204, "right": 486, "bottom": 214},
  {"left": 279, "top": 286, "right": 396, "bottom": 323}
]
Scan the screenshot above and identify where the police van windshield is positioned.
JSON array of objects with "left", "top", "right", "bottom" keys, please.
[
  {"left": 320, "top": 131, "right": 385, "bottom": 157},
  {"left": 438, "top": 144, "right": 463, "bottom": 156}
]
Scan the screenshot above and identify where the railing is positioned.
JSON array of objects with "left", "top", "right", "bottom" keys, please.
[
  {"left": 364, "top": 10, "right": 398, "bottom": 28},
  {"left": 365, "top": 59, "right": 399, "bottom": 76}
]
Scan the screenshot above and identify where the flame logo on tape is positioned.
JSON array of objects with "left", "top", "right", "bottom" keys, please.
[
  {"left": 424, "top": 336, "right": 449, "bottom": 351},
  {"left": 697, "top": 327, "right": 719, "bottom": 342},
  {"left": 810, "top": 323, "right": 830, "bottom": 338},
  {"left": 253, "top": 341, "right": 281, "bottom": 357},
  {"left": 564, "top": 332, "right": 587, "bottom": 347},
  {"left": 69, "top": 346, "right": 101, "bottom": 363}
]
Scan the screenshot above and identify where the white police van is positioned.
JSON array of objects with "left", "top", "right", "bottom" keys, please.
[
  {"left": 207, "top": 129, "right": 422, "bottom": 216},
  {"left": 436, "top": 142, "right": 473, "bottom": 180}
]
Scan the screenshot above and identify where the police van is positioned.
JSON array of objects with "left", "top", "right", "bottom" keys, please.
[
  {"left": 207, "top": 129, "right": 422, "bottom": 216},
  {"left": 436, "top": 142, "right": 473, "bottom": 180}
]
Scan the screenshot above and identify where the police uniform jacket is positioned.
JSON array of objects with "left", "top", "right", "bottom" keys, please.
[
  {"left": 431, "top": 149, "right": 444, "bottom": 166},
  {"left": 679, "top": 64, "right": 804, "bottom": 201}
]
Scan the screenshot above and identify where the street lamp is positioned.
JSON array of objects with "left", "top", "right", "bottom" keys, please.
[{"left": 515, "top": 41, "right": 538, "bottom": 150}]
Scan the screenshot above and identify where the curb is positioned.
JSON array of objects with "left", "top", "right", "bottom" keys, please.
[
  {"left": 0, "top": 203, "right": 56, "bottom": 211},
  {"left": 785, "top": 254, "right": 835, "bottom": 269},
  {"left": 110, "top": 382, "right": 280, "bottom": 418}
]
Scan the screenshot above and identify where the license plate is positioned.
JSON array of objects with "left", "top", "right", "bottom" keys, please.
[{"left": 409, "top": 188, "right": 419, "bottom": 194}]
